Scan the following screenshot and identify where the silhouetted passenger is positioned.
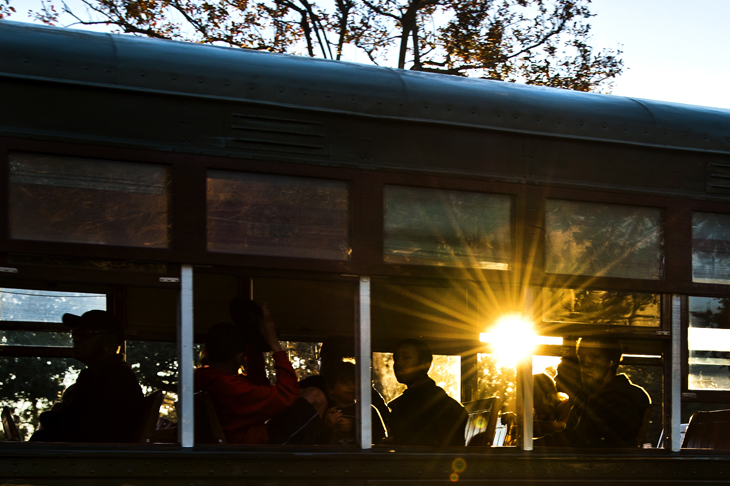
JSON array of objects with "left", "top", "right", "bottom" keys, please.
[
  {"left": 534, "top": 373, "right": 562, "bottom": 421},
  {"left": 384, "top": 339, "right": 467, "bottom": 447},
  {"left": 533, "top": 373, "right": 566, "bottom": 438},
  {"left": 536, "top": 337, "right": 651, "bottom": 448},
  {"left": 228, "top": 297, "right": 271, "bottom": 386},
  {"left": 299, "top": 335, "right": 389, "bottom": 443},
  {"left": 30, "top": 310, "right": 143, "bottom": 443},
  {"left": 554, "top": 354, "right": 581, "bottom": 424},
  {"left": 194, "top": 306, "right": 327, "bottom": 444}
]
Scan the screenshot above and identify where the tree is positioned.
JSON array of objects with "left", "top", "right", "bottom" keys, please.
[
  {"left": 0, "top": 353, "right": 80, "bottom": 440},
  {"left": 19, "top": 0, "right": 622, "bottom": 92},
  {"left": 0, "top": 0, "right": 14, "bottom": 19}
]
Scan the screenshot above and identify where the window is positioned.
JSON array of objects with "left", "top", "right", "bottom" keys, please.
[
  {"left": 545, "top": 200, "right": 663, "bottom": 279},
  {"left": 207, "top": 171, "right": 350, "bottom": 260},
  {"left": 373, "top": 352, "right": 461, "bottom": 404},
  {"left": 542, "top": 288, "right": 660, "bottom": 327},
  {"left": 0, "top": 288, "right": 107, "bottom": 347},
  {"left": 384, "top": 186, "right": 511, "bottom": 269},
  {"left": 9, "top": 152, "right": 170, "bottom": 248},
  {"left": 0, "top": 356, "right": 80, "bottom": 440},
  {"left": 688, "top": 296, "right": 730, "bottom": 391},
  {"left": 692, "top": 212, "right": 730, "bottom": 284}
]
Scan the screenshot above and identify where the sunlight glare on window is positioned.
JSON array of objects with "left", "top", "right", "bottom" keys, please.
[{"left": 480, "top": 314, "right": 562, "bottom": 367}]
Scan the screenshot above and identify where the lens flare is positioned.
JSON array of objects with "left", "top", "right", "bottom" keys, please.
[
  {"left": 450, "top": 473, "right": 459, "bottom": 482},
  {"left": 452, "top": 458, "right": 467, "bottom": 473},
  {"left": 480, "top": 314, "right": 537, "bottom": 367}
]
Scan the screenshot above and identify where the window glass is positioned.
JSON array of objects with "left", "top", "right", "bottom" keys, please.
[
  {"left": 545, "top": 200, "right": 663, "bottom": 279},
  {"left": 263, "top": 341, "right": 321, "bottom": 382},
  {"left": 542, "top": 288, "right": 660, "bottom": 327},
  {"left": 0, "top": 331, "right": 72, "bottom": 347},
  {"left": 9, "top": 152, "right": 170, "bottom": 248},
  {"left": 477, "top": 353, "right": 517, "bottom": 446},
  {"left": 0, "top": 288, "right": 106, "bottom": 323},
  {"left": 617, "top": 362, "right": 663, "bottom": 447},
  {"left": 384, "top": 186, "right": 511, "bottom": 269},
  {"left": 373, "top": 352, "right": 461, "bottom": 404},
  {"left": 688, "top": 296, "right": 730, "bottom": 390},
  {"left": 126, "top": 340, "right": 195, "bottom": 423},
  {"left": 0, "top": 356, "right": 80, "bottom": 440},
  {"left": 207, "top": 171, "right": 350, "bottom": 260},
  {"left": 692, "top": 212, "right": 730, "bottom": 284}
]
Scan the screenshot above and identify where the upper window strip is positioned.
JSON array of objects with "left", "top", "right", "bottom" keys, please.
[
  {"left": 545, "top": 200, "right": 664, "bottom": 280},
  {"left": 9, "top": 152, "right": 170, "bottom": 248},
  {"left": 692, "top": 212, "right": 730, "bottom": 285},
  {"left": 383, "top": 186, "right": 512, "bottom": 270},
  {"left": 206, "top": 171, "right": 351, "bottom": 260}
]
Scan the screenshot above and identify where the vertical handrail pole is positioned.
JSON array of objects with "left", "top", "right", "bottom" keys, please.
[
  {"left": 520, "top": 286, "right": 534, "bottom": 451},
  {"left": 357, "top": 276, "right": 372, "bottom": 449},
  {"left": 178, "top": 264, "right": 195, "bottom": 447},
  {"left": 671, "top": 295, "right": 682, "bottom": 452}
]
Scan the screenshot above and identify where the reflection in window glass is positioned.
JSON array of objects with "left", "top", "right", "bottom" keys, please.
[
  {"left": 0, "top": 288, "right": 106, "bottom": 323},
  {"left": 0, "top": 331, "right": 72, "bottom": 347},
  {"left": 9, "top": 152, "right": 170, "bottom": 248},
  {"left": 477, "top": 353, "right": 516, "bottom": 446},
  {"left": 692, "top": 212, "right": 730, "bottom": 284},
  {"left": 545, "top": 200, "right": 663, "bottom": 279},
  {"left": 384, "top": 186, "right": 511, "bottom": 269},
  {"left": 263, "top": 341, "right": 321, "bottom": 382},
  {"left": 542, "top": 288, "right": 660, "bottom": 327},
  {"left": 0, "top": 356, "right": 80, "bottom": 440},
  {"left": 207, "top": 171, "right": 350, "bottom": 260},
  {"left": 617, "top": 362, "right": 663, "bottom": 447},
  {"left": 372, "top": 352, "right": 461, "bottom": 404},
  {"left": 688, "top": 296, "right": 730, "bottom": 391},
  {"left": 126, "top": 341, "right": 204, "bottom": 422}
]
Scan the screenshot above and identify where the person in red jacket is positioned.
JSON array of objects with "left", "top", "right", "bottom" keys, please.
[{"left": 194, "top": 305, "right": 326, "bottom": 444}]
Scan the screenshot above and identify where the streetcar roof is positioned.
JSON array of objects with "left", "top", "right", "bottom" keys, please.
[{"left": 2, "top": 19, "right": 730, "bottom": 155}]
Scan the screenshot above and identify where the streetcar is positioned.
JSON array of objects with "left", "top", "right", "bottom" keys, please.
[{"left": 1, "top": 19, "right": 730, "bottom": 485}]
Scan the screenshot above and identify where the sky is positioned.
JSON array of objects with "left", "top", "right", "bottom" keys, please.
[
  {"left": 588, "top": 0, "right": 730, "bottom": 109},
  {"left": 8, "top": 0, "right": 730, "bottom": 110}
]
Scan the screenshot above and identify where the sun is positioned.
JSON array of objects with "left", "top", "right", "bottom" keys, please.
[{"left": 479, "top": 314, "right": 538, "bottom": 367}]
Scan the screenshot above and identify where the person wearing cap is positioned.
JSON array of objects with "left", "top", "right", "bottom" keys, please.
[
  {"left": 30, "top": 310, "right": 143, "bottom": 443},
  {"left": 536, "top": 336, "right": 651, "bottom": 448}
]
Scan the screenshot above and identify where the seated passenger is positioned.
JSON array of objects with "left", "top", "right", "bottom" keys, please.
[
  {"left": 532, "top": 373, "right": 565, "bottom": 437},
  {"left": 384, "top": 339, "right": 467, "bottom": 447},
  {"left": 194, "top": 308, "right": 326, "bottom": 444},
  {"left": 299, "top": 335, "right": 389, "bottom": 443},
  {"left": 317, "top": 361, "right": 387, "bottom": 445},
  {"left": 320, "top": 361, "right": 357, "bottom": 444},
  {"left": 228, "top": 297, "right": 273, "bottom": 386},
  {"left": 554, "top": 354, "right": 581, "bottom": 424},
  {"left": 30, "top": 310, "right": 144, "bottom": 443},
  {"left": 536, "top": 337, "right": 651, "bottom": 448}
]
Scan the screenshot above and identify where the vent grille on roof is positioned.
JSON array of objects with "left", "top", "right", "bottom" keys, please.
[
  {"left": 225, "top": 113, "right": 328, "bottom": 156},
  {"left": 707, "top": 161, "right": 730, "bottom": 195}
]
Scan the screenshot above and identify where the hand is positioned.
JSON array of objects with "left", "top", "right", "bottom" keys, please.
[
  {"left": 259, "top": 304, "right": 282, "bottom": 352},
  {"left": 336, "top": 417, "right": 352, "bottom": 433},
  {"left": 325, "top": 407, "right": 343, "bottom": 430}
]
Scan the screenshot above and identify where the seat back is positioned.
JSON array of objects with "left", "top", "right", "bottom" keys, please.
[
  {"left": 682, "top": 409, "right": 730, "bottom": 450},
  {"left": 463, "top": 396, "right": 502, "bottom": 447},
  {"left": 194, "top": 391, "right": 227, "bottom": 444},
  {"left": 135, "top": 390, "right": 164, "bottom": 443},
  {"left": 2, "top": 406, "right": 21, "bottom": 441}
]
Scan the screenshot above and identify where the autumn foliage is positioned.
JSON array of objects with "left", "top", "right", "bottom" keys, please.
[{"left": 9, "top": 0, "right": 624, "bottom": 92}]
